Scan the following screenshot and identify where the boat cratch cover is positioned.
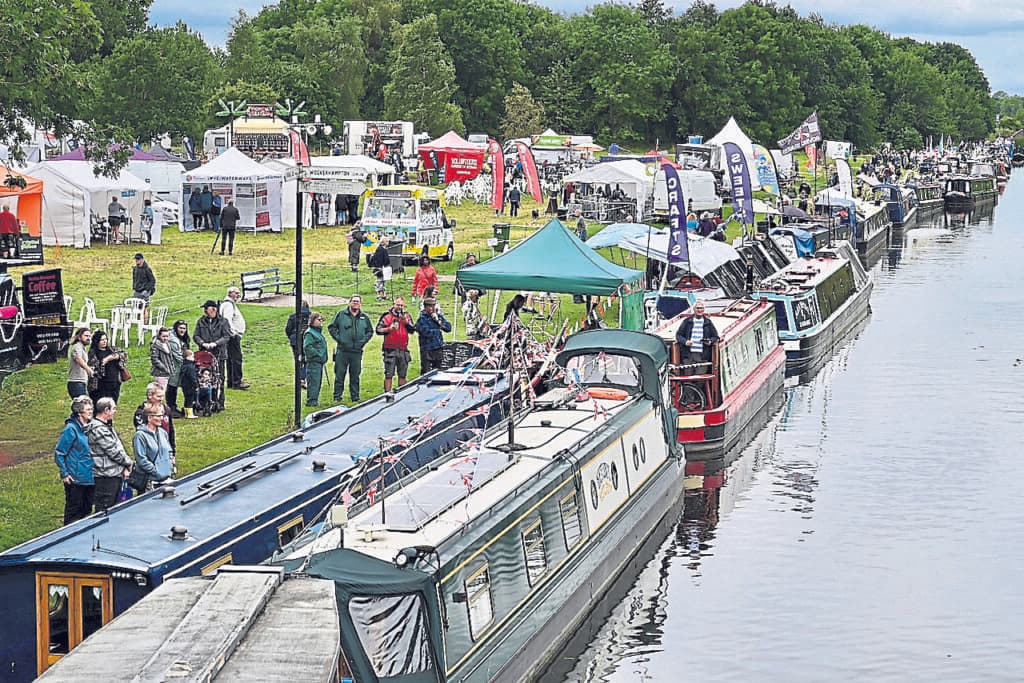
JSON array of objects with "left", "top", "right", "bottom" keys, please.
[{"left": 303, "top": 549, "right": 446, "bottom": 683}]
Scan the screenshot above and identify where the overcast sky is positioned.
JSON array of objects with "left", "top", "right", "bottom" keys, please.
[{"left": 150, "top": 0, "right": 1023, "bottom": 94}]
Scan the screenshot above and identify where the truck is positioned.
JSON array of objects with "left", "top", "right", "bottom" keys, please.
[{"left": 342, "top": 121, "right": 415, "bottom": 157}]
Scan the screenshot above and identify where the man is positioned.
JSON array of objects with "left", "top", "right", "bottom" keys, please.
[
  {"left": 132, "top": 253, "right": 157, "bottom": 302},
  {"left": 335, "top": 193, "right": 347, "bottom": 226},
  {"left": 454, "top": 252, "right": 483, "bottom": 302},
  {"left": 574, "top": 209, "right": 588, "bottom": 242},
  {"left": 508, "top": 184, "right": 521, "bottom": 217},
  {"left": 674, "top": 301, "right": 719, "bottom": 376},
  {"left": 0, "top": 204, "right": 19, "bottom": 258},
  {"left": 211, "top": 191, "right": 223, "bottom": 233},
  {"left": 303, "top": 312, "right": 328, "bottom": 406},
  {"left": 416, "top": 297, "right": 451, "bottom": 375},
  {"left": 369, "top": 238, "right": 390, "bottom": 301},
  {"left": 327, "top": 294, "right": 373, "bottom": 403},
  {"left": 199, "top": 185, "right": 214, "bottom": 229},
  {"left": 219, "top": 199, "right": 240, "bottom": 255},
  {"left": 462, "top": 289, "right": 488, "bottom": 340},
  {"left": 347, "top": 221, "right": 364, "bottom": 272},
  {"left": 377, "top": 297, "right": 416, "bottom": 393},
  {"left": 54, "top": 395, "right": 94, "bottom": 524},
  {"left": 220, "top": 287, "right": 249, "bottom": 390},
  {"left": 194, "top": 299, "right": 232, "bottom": 408},
  {"left": 86, "top": 397, "right": 133, "bottom": 513},
  {"left": 108, "top": 196, "right": 126, "bottom": 243},
  {"left": 285, "top": 300, "right": 310, "bottom": 388}
]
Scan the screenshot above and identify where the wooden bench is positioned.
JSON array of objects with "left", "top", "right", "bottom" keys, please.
[{"left": 240, "top": 268, "right": 295, "bottom": 302}]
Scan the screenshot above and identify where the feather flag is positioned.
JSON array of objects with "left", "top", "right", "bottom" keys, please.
[
  {"left": 514, "top": 141, "right": 543, "bottom": 202},
  {"left": 752, "top": 143, "right": 780, "bottom": 194},
  {"left": 661, "top": 163, "right": 689, "bottom": 266},
  {"left": 723, "top": 142, "right": 755, "bottom": 227},
  {"left": 488, "top": 138, "right": 504, "bottom": 211}
]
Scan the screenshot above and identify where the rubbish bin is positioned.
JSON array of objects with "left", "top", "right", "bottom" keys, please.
[
  {"left": 492, "top": 223, "right": 511, "bottom": 252},
  {"left": 386, "top": 241, "right": 405, "bottom": 273},
  {"left": 427, "top": 169, "right": 438, "bottom": 185}
]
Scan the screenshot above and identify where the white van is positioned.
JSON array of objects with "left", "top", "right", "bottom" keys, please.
[{"left": 653, "top": 168, "right": 721, "bottom": 219}]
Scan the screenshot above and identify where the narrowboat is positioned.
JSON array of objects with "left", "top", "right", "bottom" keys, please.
[
  {"left": 908, "top": 181, "right": 944, "bottom": 214},
  {"left": 814, "top": 189, "right": 890, "bottom": 265},
  {"left": 0, "top": 367, "right": 511, "bottom": 680},
  {"left": 872, "top": 183, "right": 918, "bottom": 227},
  {"left": 751, "top": 241, "right": 873, "bottom": 375},
  {"left": 278, "top": 329, "right": 685, "bottom": 683},
  {"left": 651, "top": 297, "right": 785, "bottom": 460},
  {"left": 944, "top": 174, "right": 997, "bottom": 210}
]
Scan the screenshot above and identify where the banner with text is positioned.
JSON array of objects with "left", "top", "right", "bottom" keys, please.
[
  {"left": 778, "top": 112, "right": 823, "bottom": 155},
  {"left": 723, "top": 142, "right": 755, "bottom": 226},
  {"left": 752, "top": 143, "right": 780, "bottom": 195},
  {"left": 488, "top": 138, "right": 505, "bottom": 211},
  {"left": 661, "top": 164, "right": 690, "bottom": 266},
  {"left": 514, "top": 142, "right": 543, "bottom": 202}
]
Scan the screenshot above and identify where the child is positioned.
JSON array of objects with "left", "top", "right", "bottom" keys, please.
[
  {"left": 197, "top": 364, "right": 215, "bottom": 417},
  {"left": 178, "top": 349, "right": 199, "bottom": 419}
]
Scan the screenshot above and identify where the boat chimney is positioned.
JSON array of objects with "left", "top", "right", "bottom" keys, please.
[
  {"left": 169, "top": 525, "right": 188, "bottom": 541},
  {"left": 312, "top": 460, "right": 326, "bottom": 472}
]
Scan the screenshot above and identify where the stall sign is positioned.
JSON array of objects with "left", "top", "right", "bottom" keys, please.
[
  {"left": 21, "top": 269, "right": 65, "bottom": 319},
  {"left": 15, "top": 234, "right": 43, "bottom": 264},
  {"left": 21, "top": 324, "right": 69, "bottom": 363}
]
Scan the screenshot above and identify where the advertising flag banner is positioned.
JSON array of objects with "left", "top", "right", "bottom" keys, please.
[
  {"left": 289, "top": 128, "right": 310, "bottom": 166},
  {"left": 836, "top": 158, "right": 853, "bottom": 197},
  {"left": 752, "top": 143, "right": 780, "bottom": 194},
  {"left": 514, "top": 141, "right": 543, "bottom": 202},
  {"left": 488, "top": 138, "right": 504, "bottom": 211},
  {"left": 661, "top": 163, "right": 689, "bottom": 265},
  {"left": 778, "top": 112, "right": 823, "bottom": 155},
  {"left": 805, "top": 143, "right": 817, "bottom": 171},
  {"left": 723, "top": 142, "right": 755, "bottom": 226}
]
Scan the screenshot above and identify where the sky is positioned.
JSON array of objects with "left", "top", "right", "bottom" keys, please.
[{"left": 149, "top": 0, "right": 1024, "bottom": 94}]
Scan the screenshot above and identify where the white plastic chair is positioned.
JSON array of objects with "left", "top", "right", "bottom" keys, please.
[
  {"left": 140, "top": 305, "right": 168, "bottom": 344},
  {"left": 63, "top": 295, "right": 73, "bottom": 317},
  {"left": 123, "top": 297, "right": 148, "bottom": 345},
  {"left": 74, "top": 297, "right": 108, "bottom": 332},
  {"left": 109, "top": 306, "right": 131, "bottom": 347}
]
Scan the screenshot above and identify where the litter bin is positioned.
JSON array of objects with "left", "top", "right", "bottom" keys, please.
[
  {"left": 427, "top": 169, "right": 439, "bottom": 185},
  {"left": 492, "top": 223, "right": 511, "bottom": 252},
  {"left": 386, "top": 240, "right": 405, "bottom": 273}
]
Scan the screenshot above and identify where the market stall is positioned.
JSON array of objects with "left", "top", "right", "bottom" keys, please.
[
  {"left": 417, "top": 131, "right": 485, "bottom": 184},
  {"left": 562, "top": 159, "right": 654, "bottom": 222},
  {"left": 181, "top": 148, "right": 284, "bottom": 232},
  {"left": 0, "top": 165, "right": 44, "bottom": 237}
]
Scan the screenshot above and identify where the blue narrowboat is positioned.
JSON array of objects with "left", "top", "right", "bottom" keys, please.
[
  {"left": 751, "top": 241, "right": 873, "bottom": 375},
  {"left": 0, "top": 369, "right": 510, "bottom": 680},
  {"left": 278, "top": 329, "right": 685, "bottom": 682},
  {"left": 873, "top": 183, "right": 918, "bottom": 227}
]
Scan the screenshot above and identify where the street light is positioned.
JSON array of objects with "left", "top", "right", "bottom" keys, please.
[{"left": 286, "top": 109, "right": 332, "bottom": 429}]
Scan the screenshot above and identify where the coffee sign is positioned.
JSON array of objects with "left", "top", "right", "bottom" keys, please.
[{"left": 21, "top": 268, "right": 66, "bottom": 319}]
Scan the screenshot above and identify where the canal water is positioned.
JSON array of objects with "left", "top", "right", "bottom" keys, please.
[{"left": 547, "top": 183, "right": 1024, "bottom": 681}]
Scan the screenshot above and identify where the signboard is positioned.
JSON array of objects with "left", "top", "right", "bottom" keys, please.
[
  {"left": 372, "top": 189, "right": 413, "bottom": 199},
  {"left": 22, "top": 324, "right": 69, "bottom": 363},
  {"left": 246, "top": 104, "right": 276, "bottom": 119},
  {"left": 21, "top": 269, "right": 65, "bottom": 319},
  {"left": 297, "top": 167, "right": 370, "bottom": 194},
  {"left": 14, "top": 234, "right": 43, "bottom": 265}
]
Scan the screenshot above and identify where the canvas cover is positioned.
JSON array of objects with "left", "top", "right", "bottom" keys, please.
[
  {"left": 586, "top": 222, "right": 666, "bottom": 250},
  {"left": 182, "top": 147, "right": 284, "bottom": 231},
  {"left": 0, "top": 164, "right": 44, "bottom": 236},
  {"left": 457, "top": 218, "right": 643, "bottom": 296},
  {"left": 27, "top": 160, "right": 151, "bottom": 247},
  {"left": 562, "top": 160, "right": 654, "bottom": 200},
  {"left": 619, "top": 231, "right": 741, "bottom": 278},
  {"left": 707, "top": 117, "right": 758, "bottom": 168},
  {"left": 418, "top": 131, "right": 484, "bottom": 183}
]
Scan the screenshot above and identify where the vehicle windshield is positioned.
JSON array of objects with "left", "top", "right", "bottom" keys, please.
[{"left": 364, "top": 197, "right": 417, "bottom": 223}]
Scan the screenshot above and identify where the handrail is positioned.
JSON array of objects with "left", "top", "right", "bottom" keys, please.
[{"left": 180, "top": 450, "right": 306, "bottom": 506}]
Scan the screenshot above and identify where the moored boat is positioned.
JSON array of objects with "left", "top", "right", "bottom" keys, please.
[
  {"left": 873, "top": 183, "right": 918, "bottom": 227},
  {"left": 652, "top": 297, "right": 785, "bottom": 460},
  {"left": 908, "top": 181, "right": 944, "bottom": 214},
  {"left": 944, "top": 174, "right": 997, "bottom": 209},
  {"left": 750, "top": 241, "right": 873, "bottom": 375},
  {"left": 278, "top": 329, "right": 685, "bottom": 683}
]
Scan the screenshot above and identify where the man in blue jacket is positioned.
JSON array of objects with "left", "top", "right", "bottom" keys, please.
[
  {"left": 416, "top": 297, "right": 451, "bottom": 375},
  {"left": 54, "top": 396, "right": 95, "bottom": 524}
]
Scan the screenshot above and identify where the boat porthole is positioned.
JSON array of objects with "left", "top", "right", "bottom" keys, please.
[
  {"left": 611, "top": 463, "right": 619, "bottom": 490},
  {"left": 590, "top": 480, "right": 599, "bottom": 510},
  {"left": 639, "top": 438, "right": 647, "bottom": 463},
  {"left": 632, "top": 444, "right": 640, "bottom": 470}
]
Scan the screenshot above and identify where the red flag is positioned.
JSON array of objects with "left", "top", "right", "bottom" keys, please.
[
  {"left": 289, "top": 128, "right": 310, "bottom": 166},
  {"left": 514, "top": 141, "right": 543, "bottom": 202},
  {"left": 488, "top": 138, "right": 504, "bottom": 211},
  {"left": 804, "top": 143, "right": 817, "bottom": 171}
]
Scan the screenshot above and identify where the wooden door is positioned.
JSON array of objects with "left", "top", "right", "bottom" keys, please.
[{"left": 36, "top": 572, "right": 113, "bottom": 675}]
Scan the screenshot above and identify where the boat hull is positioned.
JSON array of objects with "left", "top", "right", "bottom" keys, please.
[
  {"left": 856, "top": 223, "right": 891, "bottom": 267},
  {"left": 784, "top": 280, "right": 873, "bottom": 375}
]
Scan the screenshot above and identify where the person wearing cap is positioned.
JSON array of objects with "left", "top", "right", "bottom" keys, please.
[
  {"left": 675, "top": 301, "right": 720, "bottom": 376},
  {"left": 347, "top": 221, "right": 364, "bottom": 272},
  {"left": 220, "top": 287, "right": 249, "bottom": 390},
  {"left": 416, "top": 297, "right": 451, "bottom": 375},
  {"left": 194, "top": 299, "right": 232, "bottom": 409},
  {"left": 328, "top": 294, "right": 373, "bottom": 403},
  {"left": 54, "top": 395, "right": 95, "bottom": 524},
  {"left": 303, "top": 312, "right": 328, "bottom": 406},
  {"left": 132, "top": 253, "right": 156, "bottom": 302}
]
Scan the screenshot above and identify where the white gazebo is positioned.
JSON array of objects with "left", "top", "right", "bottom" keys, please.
[{"left": 181, "top": 148, "right": 284, "bottom": 232}]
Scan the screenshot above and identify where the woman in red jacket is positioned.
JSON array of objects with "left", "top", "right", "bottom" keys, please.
[{"left": 411, "top": 256, "right": 438, "bottom": 300}]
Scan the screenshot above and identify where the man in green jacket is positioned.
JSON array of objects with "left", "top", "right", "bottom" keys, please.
[
  {"left": 327, "top": 294, "right": 374, "bottom": 403},
  {"left": 303, "top": 312, "right": 328, "bottom": 406}
]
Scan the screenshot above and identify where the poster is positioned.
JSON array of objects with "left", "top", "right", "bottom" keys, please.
[{"left": 21, "top": 269, "right": 65, "bottom": 319}]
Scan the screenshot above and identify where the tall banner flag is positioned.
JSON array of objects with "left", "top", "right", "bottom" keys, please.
[
  {"left": 778, "top": 111, "right": 823, "bottom": 155},
  {"left": 752, "top": 143, "right": 780, "bottom": 194},
  {"left": 723, "top": 142, "right": 755, "bottom": 227},
  {"left": 514, "top": 141, "right": 543, "bottom": 202},
  {"left": 661, "top": 163, "right": 690, "bottom": 266},
  {"left": 805, "top": 143, "right": 817, "bottom": 171},
  {"left": 488, "top": 138, "right": 505, "bottom": 211},
  {"left": 289, "top": 128, "right": 310, "bottom": 166},
  {"left": 835, "top": 158, "right": 853, "bottom": 197}
]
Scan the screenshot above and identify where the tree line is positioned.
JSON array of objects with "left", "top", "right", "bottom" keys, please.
[{"left": 0, "top": 0, "right": 998, "bottom": 167}]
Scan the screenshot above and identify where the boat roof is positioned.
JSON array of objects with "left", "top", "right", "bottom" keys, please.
[
  {"left": 0, "top": 371, "right": 506, "bottom": 573},
  {"left": 650, "top": 297, "right": 773, "bottom": 343},
  {"left": 288, "top": 389, "right": 643, "bottom": 564},
  {"left": 752, "top": 251, "right": 851, "bottom": 296}
]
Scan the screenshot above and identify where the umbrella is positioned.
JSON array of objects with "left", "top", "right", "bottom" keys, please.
[
  {"left": 782, "top": 205, "right": 809, "bottom": 218},
  {"left": 573, "top": 143, "right": 604, "bottom": 152}
]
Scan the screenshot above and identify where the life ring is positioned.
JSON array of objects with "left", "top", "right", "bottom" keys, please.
[{"left": 587, "top": 387, "right": 629, "bottom": 401}]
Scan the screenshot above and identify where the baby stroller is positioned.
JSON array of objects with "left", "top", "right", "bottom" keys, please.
[{"left": 193, "top": 350, "right": 222, "bottom": 417}]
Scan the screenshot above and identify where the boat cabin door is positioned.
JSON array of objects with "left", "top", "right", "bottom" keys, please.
[{"left": 35, "top": 572, "right": 112, "bottom": 675}]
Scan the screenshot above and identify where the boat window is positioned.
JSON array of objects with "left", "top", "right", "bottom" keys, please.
[
  {"left": 277, "top": 515, "right": 305, "bottom": 548},
  {"left": 563, "top": 353, "right": 641, "bottom": 390},
  {"left": 464, "top": 564, "right": 494, "bottom": 639},
  {"left": 792, "top": 295, "right": 820, "bottom": 331},
  {"left": 47, "top": 583, "right": 70, "bottom": 657},
  {"left": 522, "top": 520, "right": 548, "bottom": 586},
  {"left": 36, "top": 573, "right": 112, "bottom": 674},
  {"left": 772, "top": 301, "right": 790, "bottom": 332},
  {"left": 348, "top": 593, "right": 434, "bottom": 676},
  {"left": 560, "top": 491, "right": 584, "bottom": 550}
]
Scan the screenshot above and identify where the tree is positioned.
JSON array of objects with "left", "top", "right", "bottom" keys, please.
[
  {"left": 501, "top": 84, "right": 545, "bottom": 140},
  {"left": 384, "top": 14, "right": 463, "bottom": 136}
]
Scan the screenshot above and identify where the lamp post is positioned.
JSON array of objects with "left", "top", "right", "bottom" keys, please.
[{"left": 285, "top": 107, "right": 332, "bottom": 429}]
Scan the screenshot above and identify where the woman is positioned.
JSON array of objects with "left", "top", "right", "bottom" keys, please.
[
  {"left": 54, "top": 395, "right": 95, "bottom": 524},
  {"left": 88, "top": 330, "right": 127, "bottom": 403},
  {"left": 67, "top": 327, "right": 94, "bottom": 399},
  {"left": 133, "top": 382, "right": 176, "bottom": 455},
  {"left": 503, "top": 293, "right": 527, "bottom": 321},
  {"left": 166, "top": 320, "right": 189, "bottom": 416},
  {"left": 412, "top": 256, "right": 438, "bottom": 299},
  {"left": 303, "top": 312, "right": 328, "bottom": 407},
  {"left": 133, "top": 403, "right": 174, "bottom": 489},
  {"left": 141, "top": 199, "right": 155, "bottom": 244},
  {"left": 149, "top": 326, "right": 174, "bottom": 390}
]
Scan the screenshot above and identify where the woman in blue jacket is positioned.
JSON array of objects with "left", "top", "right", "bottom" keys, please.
[
  {"left": 133, "top": 403, "right": 175, "bottom": 489},
  {"left": 54, "top": 396, "right": 95, "bottom": 524}
]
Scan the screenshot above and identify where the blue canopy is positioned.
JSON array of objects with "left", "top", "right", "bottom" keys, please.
[{"left": 771, "top": 227, "right": 815, "bottom": 257}]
